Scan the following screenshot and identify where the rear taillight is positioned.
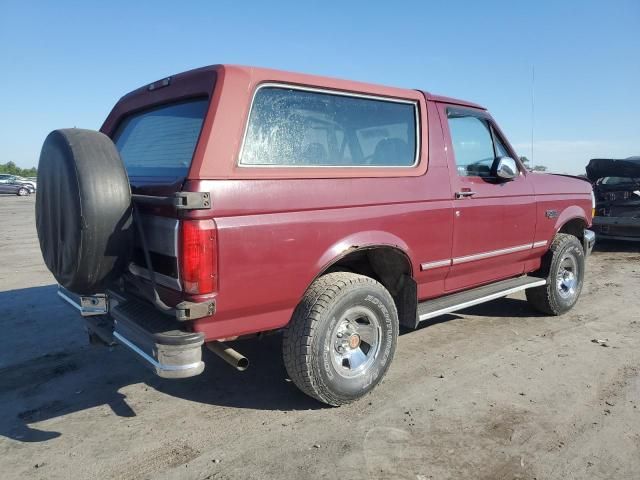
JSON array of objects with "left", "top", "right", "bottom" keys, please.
[{"left": 179, "top": 220, "right": 217, "bottom": 294}]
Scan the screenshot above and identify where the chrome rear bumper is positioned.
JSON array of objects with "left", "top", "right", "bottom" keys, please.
[{"left": 58, "top": 287, "right": 205, "bottom": 379}]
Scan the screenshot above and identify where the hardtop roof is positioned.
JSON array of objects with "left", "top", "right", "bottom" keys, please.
[{"left": 128, "top": 64, "right": 486, "bottom": 111}]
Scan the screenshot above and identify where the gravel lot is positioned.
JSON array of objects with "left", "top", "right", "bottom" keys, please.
[{"left": 1, "top": 194, "right": 639, "bottom": 480}]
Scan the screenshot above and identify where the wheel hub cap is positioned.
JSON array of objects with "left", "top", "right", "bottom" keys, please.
[
  {"left": 348, "top": 333, "right": 361, "bottom": 349},
  {"left": 330, "top": 306, "right": 381, "bottom": 378},
  {"left": 556, "top": 254, "right": 578, "bottom": 299}
]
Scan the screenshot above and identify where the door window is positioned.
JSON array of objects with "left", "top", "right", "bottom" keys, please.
[
  {"left": 492, "top": 128, "right": 510, "bottom": 158},
  {"left": 447, "top": 111, "right": 513, "bottom": 178}
]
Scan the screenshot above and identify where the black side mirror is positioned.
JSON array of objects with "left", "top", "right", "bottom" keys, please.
[{"left": 492, "top": 156, "right": 518, "bottom": 180}]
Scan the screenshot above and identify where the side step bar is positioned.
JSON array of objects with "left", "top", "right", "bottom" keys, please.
[{"left": 416, "top": 276, "right": 546, "bottom": 324}]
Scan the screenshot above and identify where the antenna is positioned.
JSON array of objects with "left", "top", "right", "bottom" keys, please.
[{"left": 531, "top": 65, "right": 535, "bottom": 163}]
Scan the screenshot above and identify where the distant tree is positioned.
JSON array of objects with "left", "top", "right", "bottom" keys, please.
[
  {"left": 0, "top": 162, "right": 37, "bottom": 176},
  {"left": 532, "top": 165, "right": 548, "bottom": 172},
  {"left": 519, "top": 156, "right": 530, "bottom": 167}
]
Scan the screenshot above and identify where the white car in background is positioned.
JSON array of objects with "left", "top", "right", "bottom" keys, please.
[{"left": 0, "top": 174, "right": 36, "bottom": 191}]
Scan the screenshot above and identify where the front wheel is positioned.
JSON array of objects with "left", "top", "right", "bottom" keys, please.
[
  {"left": 526, "top": 233, "right": 585, "bottom": 315},
  {"left": 17, "top": 187, "right": 29, "bottom": 196},
  {"left": 283, "top": 272, "right": 398, "bottom": 406}
]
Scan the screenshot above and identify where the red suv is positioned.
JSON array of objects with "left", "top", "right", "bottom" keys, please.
[{"left": 36, "top": 65, "right": 594, "bottom": 406}]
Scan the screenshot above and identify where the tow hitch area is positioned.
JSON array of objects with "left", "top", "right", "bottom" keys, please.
[
  {"left": 57, "top": 287, "right": 205, "bottom": 379},
  {"left": 111, "top": 297, "right": 205, "bottom": 378},
  {"left": 57, "top": 286, "right": 108, "bottom": 316}
]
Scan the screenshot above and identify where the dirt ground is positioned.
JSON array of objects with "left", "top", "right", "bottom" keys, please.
[{"left": 0, "top": 194, "right": 639, "bottom": 480}]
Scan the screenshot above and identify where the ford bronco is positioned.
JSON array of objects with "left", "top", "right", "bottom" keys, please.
[{"left": 36, "top": 65, "right": 595, "bottom": 406}]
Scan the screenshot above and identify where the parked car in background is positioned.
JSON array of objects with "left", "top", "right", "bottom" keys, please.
[
  {"left": 0, "top": 180, "right": 32, "bottom": 196},
  {"left": 587, "top": 157, "right": 640, "bottom": 241},
  {"left": 0, "top": 174, "right": 37, "bottom": 191},
  {"left": 35, "top": 65, "right": 594, "bottom": 406}
]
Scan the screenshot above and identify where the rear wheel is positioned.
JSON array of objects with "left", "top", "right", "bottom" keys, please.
[
  {"left": 283, "top": 272, "right": 398, "bottom": 406},
  {"left": 526, "top": 233, "right": 585, "bottom": 315},
  {"left": 17, "top": 187, "right": 29, "bottom": 196}
]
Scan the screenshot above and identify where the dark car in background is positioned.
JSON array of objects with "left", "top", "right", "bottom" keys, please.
[{"left": 587, "top": 157, "right": 640, "bottom": 241}]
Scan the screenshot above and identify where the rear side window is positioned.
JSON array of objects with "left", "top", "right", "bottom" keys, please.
[
  {"left": 239, "top": 86, "right": 418, "bottom": 167},
  {"left": 113, "top": 99, "right": 208, "bottom": 178}
]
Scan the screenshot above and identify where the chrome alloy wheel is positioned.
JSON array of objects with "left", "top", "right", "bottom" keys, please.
[
  {"left": 330, "top": 306, "right": 382, "bottom": 378},
  {"left": 556, "top": 253, "right": 578, "bottom": 299}
]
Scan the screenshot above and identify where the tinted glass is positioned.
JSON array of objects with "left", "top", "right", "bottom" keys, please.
[
  {"left": 240, "top": 87, "right": 417, "bottom": 167},
  {"left": 493, "top": 130, "right": 510, "bottom": 158},
  {"left": 602, "top": 176, "right": 636, "bottom": 184},
  {"left": 113, "top": 99, "right": 208, "bottom": 178},
  {"left": 447, "top": 114, "right": 495, "bottom": 177}
]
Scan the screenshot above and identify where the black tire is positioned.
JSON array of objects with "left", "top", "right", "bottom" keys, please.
[
  {"left": 283, "top": 272, "right": 398, "bottom": 406},
  {"left": 17, "top": 187, "right": 29, "bottom": 196},
  {"left": 36, "top": 128, "right": 133, "bottom": 294},
  {"left": 526, "top": 233, "right": 585, "bottom": 315}
]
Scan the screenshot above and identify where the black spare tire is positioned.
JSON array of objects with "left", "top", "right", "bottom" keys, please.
[{"left": 36, "top": 128, "right": 133, "bottom": 294}]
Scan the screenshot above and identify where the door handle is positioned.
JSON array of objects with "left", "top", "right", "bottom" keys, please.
[{"left": 455, "top": 190, "right": 477, "bottom": 199}]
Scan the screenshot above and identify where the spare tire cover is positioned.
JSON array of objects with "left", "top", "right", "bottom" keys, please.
[{"left": 36, "top": 128, "right": 133, "bottom": 294}]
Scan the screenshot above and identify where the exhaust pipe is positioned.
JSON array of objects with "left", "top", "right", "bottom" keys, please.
[{"left": 206, "top": 341, "right": 249, "bottom": 371}]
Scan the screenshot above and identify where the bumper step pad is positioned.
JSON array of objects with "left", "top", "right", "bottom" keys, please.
[{"left": 110, "top": 298, "right": 205, "bottom": 379}]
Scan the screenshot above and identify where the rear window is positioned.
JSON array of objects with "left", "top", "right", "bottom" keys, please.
[
  {"left": 113, "top": 99, "right": 208, "bottom": 178},
  {"left": 239, "top": 86, "right": 418, "bottom": 167}
]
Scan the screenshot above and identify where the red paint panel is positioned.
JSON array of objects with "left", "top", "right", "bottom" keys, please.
[
  {"left": 186, "top": 99, "right": 455, "bottom": 340},
  {"left": 97, "top": 64, "right": 593, "bottom": 342},
  {"left": 436, "top": 103, "right": 536, "bottom": 291}
]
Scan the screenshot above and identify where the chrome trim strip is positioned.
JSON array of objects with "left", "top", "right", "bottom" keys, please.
[
  {"left": 418, "top": 278, "right": 547, "bottom": 321},
  {"left": 129, "top": 263, "right": 181, "bottom": 290},
  {"left": 420, "top": 240, "right": 554, "bottom": 269},
  {"left": 113, "top": 332, "right": 203, "bottom": 373},
  {"left": 420, "top": 259, "right": 452, "bottom": 271},
  {"left": 452, "top": 243, "right": 532, "bottom": 265},
  {"left": 237, "top": 82, "right": 421, "bottom": 169},
  {"left": 58, "top": 288, "right": 82, "bottom": 312}
]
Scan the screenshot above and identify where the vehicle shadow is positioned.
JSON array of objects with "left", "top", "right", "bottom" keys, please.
[
  {"left": 455, "top": 297, "right": 545, "bottom": 318},
  {"left": 0, "top": 285, "right": 543, "bottom": 443},
  {"left": 593, "top": 239, "right": 640, "bottom": 253},
  {"left": 401, "top": 296, "right": 543, "bottom": 335},
  {"left": 0, "top": 285, "right": 325, "bottom": 443}
]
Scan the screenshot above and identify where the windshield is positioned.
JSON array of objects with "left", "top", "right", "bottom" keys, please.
[
  {"left": 113, "top": 98, "right": 208, "bottom": 179},
  {"left": 601, "top": 176, "right": 640, "bottom": 185}
]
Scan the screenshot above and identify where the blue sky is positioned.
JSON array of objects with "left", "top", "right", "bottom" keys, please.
[{"left": 1, "top": 0, "right": 638, "bottom": 174}]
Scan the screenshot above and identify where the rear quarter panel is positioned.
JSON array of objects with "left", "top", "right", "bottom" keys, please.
[{"left": 190, "top": 177, "right": 452, "bottom": 340}]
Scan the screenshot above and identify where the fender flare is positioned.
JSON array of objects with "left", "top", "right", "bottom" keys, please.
[
  {"left": 305, "top": 231, "right": 417, "bottom": 329},
  {"left": 313, "top": 230, "right": 415, "bottom": 278},
  {"left": 553, "top": 205, "right": 589, "bottom": 236}
]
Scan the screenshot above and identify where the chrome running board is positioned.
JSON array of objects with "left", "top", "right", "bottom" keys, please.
[{"left": 417, "top": 276, "right": 546, "bottom": 323}]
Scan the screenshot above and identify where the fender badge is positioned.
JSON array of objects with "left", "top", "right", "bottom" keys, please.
[{"left": 545, "top": 209, "right": 559, "bottom": 219}]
